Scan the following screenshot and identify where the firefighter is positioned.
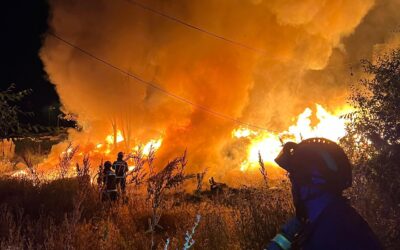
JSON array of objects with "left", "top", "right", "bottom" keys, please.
[
  {"left": 102, "top": 161, "right": 118, "bottom": 202},
  {"left": 112, "top": 152, "right": 128, "bottom": 195},
  {"left": 266, "top": 138, "right": 381, "bottom": 250}
]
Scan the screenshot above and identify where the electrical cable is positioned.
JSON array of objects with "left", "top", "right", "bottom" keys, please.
[
  {"left": 48, "top": 32, "right": 272, "bottom": 131},
  {"left": 122, "top": 0, "right": 267, "bottom": 54},
  {"left": 121, "top": 0, "right": 366, "bottom": 69}
]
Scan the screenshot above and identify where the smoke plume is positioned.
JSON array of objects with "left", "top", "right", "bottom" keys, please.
[{"left": 40, "top": 0, "right": 400, "bottom": 183}]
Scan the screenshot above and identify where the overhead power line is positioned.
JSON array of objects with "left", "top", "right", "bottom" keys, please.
[
  {"left": 121, "top": 0, "right": 368, "bottom": 70},
  {"left": 122, "top": 0, "right": 267, "bottom": 54},
  {"left": 48, "top": 32, "right": 272, "bottom": 131}
]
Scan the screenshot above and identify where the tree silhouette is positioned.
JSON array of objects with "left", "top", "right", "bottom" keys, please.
[
  {"left": 342, "top": 48, "right": 400, "bottom": 248},
  {"left": 0, "top": 84, "right": 33, "bottom": 140}
]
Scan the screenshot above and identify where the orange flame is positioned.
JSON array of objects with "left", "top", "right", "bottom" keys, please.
[
  {"left": 105, "top": 130, "right": 124, "bottom": 144},
  {"left": 142, "top": 138, "right": 163, "bottom": 156},
  {"left": 233, "top": 104, "right": 353, "bottom": 172},
  {"left": 87, "top": 130, "right": 163, "bottom": 160}
]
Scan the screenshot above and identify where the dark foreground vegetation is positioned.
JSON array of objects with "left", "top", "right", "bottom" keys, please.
[
  {"left": 341, "top": 49, "right": 400, "bottom": 249},
  {"left": 0, "top": 49, "right": 399, "bottom": 249},
  {"left": 0, "top": 165, "right": 398, "bottom": 250},
  {"left": 0, "top": 176, "right": 294, "bottom": 249}
]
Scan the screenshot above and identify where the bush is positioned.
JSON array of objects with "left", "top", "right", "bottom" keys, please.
[{"left": 341, "top": 48, "right": 400, "bottom": 249}]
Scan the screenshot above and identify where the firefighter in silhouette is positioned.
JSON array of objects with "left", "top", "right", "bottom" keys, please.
[
  {"left": 102, "top": 161, "right": 118, "bottom": 202},
  {"left": 112, "top": 152, "right": 128, "bottom": 195},
  {"left": 266, "top": 138, "right": 381, "bottom": 250}
]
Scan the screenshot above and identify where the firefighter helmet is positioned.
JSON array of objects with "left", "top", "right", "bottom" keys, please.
[
  {"left": 275, "top": 138, "right": 352, "bottom": 193},
  {"left": 117, "top": 152, "right": 124, "bottom": 159},
  {"left": 104, "top": 161, "right": 112, "bottom": 170}
]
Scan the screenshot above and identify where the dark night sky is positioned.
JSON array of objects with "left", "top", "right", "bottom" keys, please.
[{"left": 1, "top": 0, "right": 61, "bottom": 126}]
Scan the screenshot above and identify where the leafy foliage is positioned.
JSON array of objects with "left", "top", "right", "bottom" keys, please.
[
  {"left": 0, "top": 84, "right": 32, "bottom": 140},
  {"left": 341, "top": 48, "right": 400, "bottom": 249},
  {"left": 351, "top": 50, "right": 400, "bottom": 146}
]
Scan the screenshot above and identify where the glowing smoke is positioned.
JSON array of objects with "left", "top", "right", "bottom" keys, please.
[{"left": 40, "top": 0, "right": 399, "bottom": 183}]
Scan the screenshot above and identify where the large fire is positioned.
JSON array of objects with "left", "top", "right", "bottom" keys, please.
[
  {"left": 105, "top": 131, "right": 124, "bottom": 144},
  {"left": 233, "top": 104, "right": 353, "bottom": 172},
  {"left": 38, "top": 104, "right": 352, "bottom": 181},
  {"left": 52, "top": 104, "right": 350, "bottom": 177},
  {"left": 94, "top": 132, "right": 163, "bottom": 157},
  {"left": 52, "top": 130, "right": 163, "bottom": 175},
  {"left": 40, "top": 0, "right": 381, "bottom": 184}
]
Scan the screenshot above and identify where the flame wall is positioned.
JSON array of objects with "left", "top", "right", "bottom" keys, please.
[{"left": 40, "top": 0, "right": 400, "bottom": 184}]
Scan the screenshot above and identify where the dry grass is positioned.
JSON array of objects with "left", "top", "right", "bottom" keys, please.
[
  {"left": 58, "top": 143, "right": 79, "bottom": 179},
  {"left": 127, "top": 145, "right": 148, "bottom": 187},
  {"left": 146, "top": 150, "right": 195, "bottom": 249},
  {"left": 0, "top": 173, "right": 294, "bottom": 250},
  {"left": 21, "top": 151, "right": 42, "bottom": 185},
  {"left": 0, "top": 148, "right": 395, "bottom": 249},
  {"left": 1, "top": 172, "right": 394, "bottom": 249},
  {"left": 258, "top": 152, "right": 268, "bottom": 187},
  {"left": 0, "top": 150, "right": 292, "bottom": 249},
  {"left": 0, "top": 159, "right": 16, "bottom": 174}
]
